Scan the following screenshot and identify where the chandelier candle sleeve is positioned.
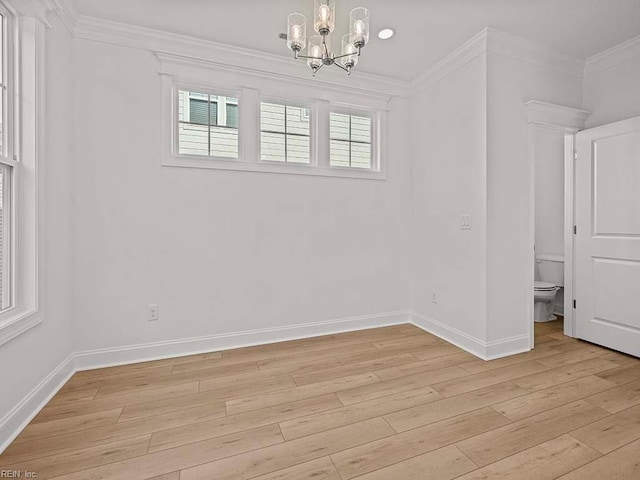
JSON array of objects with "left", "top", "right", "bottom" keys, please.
[
  {"left": 287, "top": 13, "right": 306, "bottom": 52},
  {"left": 314, "top": 0, "right": 335, "bottom": 35},
  {"left": 341, "top": 34, "right": 358, "bottom": 69},
  {"left": 307, "top": 36, "right": 324, "bottom": 69},
  {"left": 350, "top": 7, "right": 370, "bottom": 47}
]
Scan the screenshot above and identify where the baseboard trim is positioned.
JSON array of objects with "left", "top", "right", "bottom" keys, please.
[
  {"left": 0, "top": 354, "right": 76, "bottom": 453},
  {"left": 74, "top": 310, "right": 412, "bottom": 371},
  {"left": 410, "top": 311, "right": 530, "bottom": 360}
]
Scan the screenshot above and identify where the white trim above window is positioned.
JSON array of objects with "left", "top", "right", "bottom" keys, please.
[{"left": 159, "top": 54, "right": 388, "bottom": 180}]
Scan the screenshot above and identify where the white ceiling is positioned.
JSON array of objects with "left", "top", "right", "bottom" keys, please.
[{"left": 71, "top": 0, "right": 640, "bottom": 81}]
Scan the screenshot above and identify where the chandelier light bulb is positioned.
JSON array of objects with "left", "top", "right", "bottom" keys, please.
[
  {"left": 314, "top": 0, "right": 335, "bottom": 34},
  {"left": 287, "top": 13, "right": 307, "bottom": 52}
]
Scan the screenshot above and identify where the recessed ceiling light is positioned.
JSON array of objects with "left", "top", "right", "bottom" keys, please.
[{"left": 378, "top": 28, "right": 395, "bottom": 40}]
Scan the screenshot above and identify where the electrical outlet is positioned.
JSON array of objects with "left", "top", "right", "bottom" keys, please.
[
  {"left": 148, "top": 304, "right": 159, "bottom": 321},
  {"left": 431, "top": 289, "right": 438, "bottom": 304}
]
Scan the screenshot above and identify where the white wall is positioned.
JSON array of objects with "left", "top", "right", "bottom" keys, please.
[
  {"left": 534, "top": 128, "right": 565, "bottom": 257},
  {"left": 71, "top": 39, "right": 412, "bottom": 352},
  {"left": 485, "top": 52, "right": 583, "bottom": 342},
  {"left": 583, "top": 55, "right": 640, "bottom": 128},
  {"left": 411, "top": 53, "right": 488, "bottom": 343},
  {"left": 0, "top": 14, "right": 73, "bottom": 426}
]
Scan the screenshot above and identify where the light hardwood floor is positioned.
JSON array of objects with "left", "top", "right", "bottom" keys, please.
[{"left": 2, "top": 320, "right": 640, "bottom": 479}]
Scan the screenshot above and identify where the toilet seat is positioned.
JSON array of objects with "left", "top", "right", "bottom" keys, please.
[{"left": 534, "top": 281, "right": 557, "bottom": 291}]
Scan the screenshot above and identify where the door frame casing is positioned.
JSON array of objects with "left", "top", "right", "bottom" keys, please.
[{"left": 524, "top": 101, "right": 590, "bottom": 348}]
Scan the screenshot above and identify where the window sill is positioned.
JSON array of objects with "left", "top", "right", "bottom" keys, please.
[
  {"left": 162, "top": 156, "right": 387, "bottom": 180},
  {"left": 0, "top": 308, "right": 42, "bottom": 347}
]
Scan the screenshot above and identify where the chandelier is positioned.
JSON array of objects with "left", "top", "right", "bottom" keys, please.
[{"left": 285, "top": 1, "right": 370, "bottom": 76}]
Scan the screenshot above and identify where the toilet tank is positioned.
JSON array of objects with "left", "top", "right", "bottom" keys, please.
[{"left": 536, "top": 254, "right": 564, "bottom": 286}]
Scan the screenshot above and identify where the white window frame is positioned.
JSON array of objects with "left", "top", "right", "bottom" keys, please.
[
  {"left": 328, "top": 106, "right": 378, "bottom": 172},
  {"left": 259, "top": 97, "right": 313, "bottom": 166},
  {"left": 172, "top": 82, "right": 243, "bottom": 162},
  {"left": 161, "top": 73, "right": 387, "bottom": 180},
  {"left": 0, "top": 3, "right": 45, "bottom": 347}
]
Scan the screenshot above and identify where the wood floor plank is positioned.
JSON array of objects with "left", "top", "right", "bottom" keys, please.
[
  {"left": 226, "top": 372, "right": 380, "bottom": 415},
  {"left": 373, "top": 352, "right": 476, "bottom": 381},
  {"left": 14, "top": 408, "right": 123, "bottom": 443},
  {"left": 370, "top": 334, "right": 442, "bottom": 349},
  {"left": 0, "top": 435, "right": 151, "bottom": 479},
  {"left": 455, "top": 400, "right": 609, "bottom": 467},
  {"left": 556, "top": 438, "right": 640, "bottom": 479},
  {"left": 492, "top": 375, "right": 615, "bottom": 421},
  {"left": 408, "top": 345, "right": 463, "bottom": 361},
  {"left": 536, "top": 347, "right": 607, "bottom": 368},
  {"left": 595, "top": 363, "right": 640, "bottom": 386},
  {"left": 431, "top": 360, "right": 550, "bottom": 397},
  {"left": 330, "top": 408, "right": 510, "bottom": 479},
  {"left": 571, "top": 403, "right": 640, "bottom": 454},
  {"left": 349, "top": 444, "right": 476, "bottom": 480},
  {"left": 33, "top": 382, "right": 201, "bottom": 424},
  {"left": 336, "top": 366, "right": 469, "bottom": 405},
  {"left": 48, "top": 387, "right": 99, "bottom": 405},
  {"left": 179, "top": 418, "right": 395, "bottom": 480},
  {"left": 279, "top": 386, "right": 442, "bottom": 440},
  {"left": 454, "top": 434, "right": 601, "bottom": 480},
  {"left": 585, "top": 378, "right": 640, "bottom": 413},
  {"left": 145, "top": 473, "right": 180, "bottom": 480},
  {"left": 257, "top": 343, "right": 377, "bottom": 370},
  {"left": 48, "top": 424, "right": 284, "bottom": 480},
  {"left": 148, "top": 394, "right": 342, "bottom": 452},
  {"left": 292, "top": 353, "right": 417, "bottom": 386},
  {"left": 62, "top": 366, "right": 174, "bottom": 392},
  {"left": 93, "top": 360, "right": 259, "bottom": 398},
  {"left": 249, "top": 457, "right": 341, "bottom": 480},
  {"left": 513, "top": 357, "right": 620, "bottom": 391},
  {"left": 384, "top": 381, "right": 527, "bottom": 433}
]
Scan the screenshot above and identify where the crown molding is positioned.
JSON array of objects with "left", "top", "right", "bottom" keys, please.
[
  {"left": 409, "top": 27, "right": 585, "bottom": 96},
  {"left": 486, "top": 28, "right": 584, "bottom": 78},
  {"left": 584, "top": 33, "right": 640, "bottom": 77},
  {"left": 72, "top": 15, "right": 411, "bottom": 98},
  {"left": 47, "top": 0, "right": 78, "bottom": 33},
  {"left": 409, "top": 28, "right": 488, "bottom": 95},
  {"left": 524, "top": 100, "right": 591, "bottom": 132}
]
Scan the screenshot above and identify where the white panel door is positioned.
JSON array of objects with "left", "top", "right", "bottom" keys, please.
[{"left": 575, "top": 116, "right": 640, "bottom": 357}]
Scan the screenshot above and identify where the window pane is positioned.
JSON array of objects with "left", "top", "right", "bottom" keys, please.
[
  {"left": 351, "top": 116, "right": 371, "bottom": 143},
  {"left": 351, "top": 142, "right": 372, "bottom": 169},
  {"left": 261, "top": 132, "right": 286, "bottom": 161},
  {"left": 260, "top": 102, "right": 285, "bottom": 133},
  {"left": 260, "top": 102, "right": 310, "bottom": 163},
  {"left": 210, "top": 126, "right": 238, "bottom": 158},
  {"left": 329, "top": 113, "right": 350, "bottom": 141},
  {"left": 287, "top": 134, "right": 310, "bottom": 163},
  {"left": 330, "top": 113, "right": 373, "bottom": 168},
  {"left": 0, "top": 163, "right": 10, "bottom": 311},
  {"left": 177, "top": 89, "right": 239, "bottom": 158},
  {"left": 226, "top": 103, "right": 238, "bottom": 128}
]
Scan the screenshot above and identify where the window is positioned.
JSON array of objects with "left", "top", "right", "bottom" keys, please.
[
  {"left": 330, "top": 112, "right": 372, "bottom": 169},
  {"left": 260, "top": 102, "right": 310, "bottom": 163},
  {"left": 177, "top": 89, "right": 239, "bottom": 158},
  {"left": 0, "top": 6, "right": 12, "bottom": 312}
]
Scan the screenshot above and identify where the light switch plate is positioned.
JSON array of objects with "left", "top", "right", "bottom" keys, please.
[{"left": 460, "top": 215, "right": 472, "bottom": 230}]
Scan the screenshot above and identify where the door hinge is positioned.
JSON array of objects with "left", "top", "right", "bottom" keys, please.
[
  {"left": 573, "top": 225, "right": 577, "bottom": 235},
  {"left": 573, "top": 151, "right": 578, "bottom": 160},
  {"left": 573, "top": 299, "right": 576, "bottom": 309}
]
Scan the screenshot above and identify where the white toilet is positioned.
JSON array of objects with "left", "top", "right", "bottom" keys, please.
[{"left": 534, "top": 254, "right": 564, "bottom": 322}]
